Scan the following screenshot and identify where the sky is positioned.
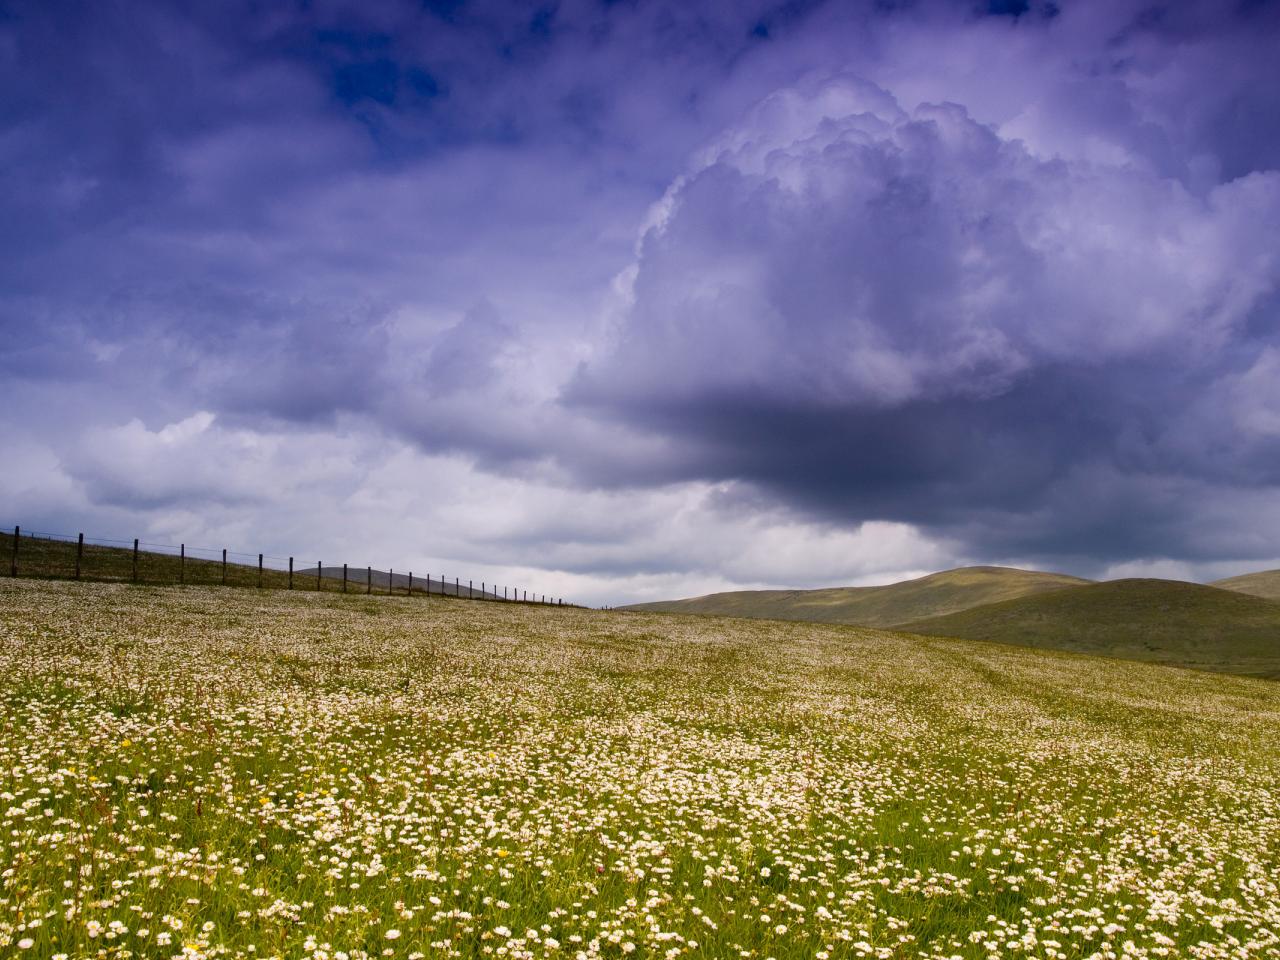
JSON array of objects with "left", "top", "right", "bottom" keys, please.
[{"left": 3, "top": 0, "right": 1280, "bottom": 606}]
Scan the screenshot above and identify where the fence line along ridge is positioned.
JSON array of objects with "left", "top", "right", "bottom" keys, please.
[{"left": 3, "top": 525, "right": 573, "bottom": 607}]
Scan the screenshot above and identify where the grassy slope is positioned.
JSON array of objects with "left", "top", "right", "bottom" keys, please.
[
  {"left": 900, "top": 577, "right": 1280, "bottom": 678},
  {"left": 1, "top": 579, "right": 1278, "bottom": 959},
  {"left": 623, "top": 565, "right": 1091, "bottom": 627},
  {"left": 1213, "top": 568, "right": 1280, "bottom": 601},
  {"left": 1, "top": 529, "right": 304, "bottom": 589},
  {"left": 0, "top": 530, "right": 508, "bottom": 599}
]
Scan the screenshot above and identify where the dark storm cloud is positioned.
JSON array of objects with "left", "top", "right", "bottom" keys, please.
[
  {"left": 3, "top": 0, "right": 1280, "bottom": 593},
  {"left": 569, "top": 52, "right": 1280, "bottom": 565}
]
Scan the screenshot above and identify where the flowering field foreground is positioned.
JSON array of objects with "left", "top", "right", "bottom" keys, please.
[{"left": 1, "top": 580, "right": 1278, "bottom": 960}]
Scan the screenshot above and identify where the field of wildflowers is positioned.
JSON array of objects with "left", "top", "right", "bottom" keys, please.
[{"left": 1, "top": 578, "right": 1278, "bottom": 960}]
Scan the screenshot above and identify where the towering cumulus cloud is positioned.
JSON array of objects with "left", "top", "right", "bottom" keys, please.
[{"left": 573, "top": 70, "right": 1280, "bottom": 564}]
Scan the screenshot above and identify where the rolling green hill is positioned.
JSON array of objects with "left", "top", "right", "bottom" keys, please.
[
  {"left": 1212, "top": 568, "right": 1280, "bottom": 601},
  {"left": 899, "top": 578, "right": 1280, "bottom": 678},
  {"left": 622, "top": 565, "right": 1091, "bottom": 627}
]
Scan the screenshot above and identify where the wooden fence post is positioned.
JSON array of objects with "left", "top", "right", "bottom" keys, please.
[
  {"left": 75, "top": 533, "right": 83, "bottom": 580},
  {"left": 469, "top": 579, "right": 473, "bottom": 599},
  {"left": 289, "top": 556, "right": 293, "bottom": 590},
  {"left": 180, "top": 544, "right": 185, "bottom": 584},
  {"left": 317, "top": 561, "right": 322, "bottom": 591},
  {"left": 389, "top": 568, "right": 394, "bottom": 596},
  {"left": 408, "top": 571, "right": 413, "bottom": 595},
  {"left": 366, "top": 566, "right": 372, "bottom": 595},
  {"left": 222, "top": 548, "right": 227, "bottom": 585},
  {"left": 132, "top": 538, "right": 138, "bottom": 582},
  {"left": 10, "top": 526, "right": 18, "bottom": 577},
  {"left": 343, "top": 563, "right": 348, "bottom": 592},
  {"left": 455, "top": 576, "right": 459, "bottom": 597},
  {"left": 258, "top": 554, "right": 263, "bottom": 588}
]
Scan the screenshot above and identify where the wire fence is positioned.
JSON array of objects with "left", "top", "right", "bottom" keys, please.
[{"left": 2, "top": 525, "right": 572, "bottom": 607}]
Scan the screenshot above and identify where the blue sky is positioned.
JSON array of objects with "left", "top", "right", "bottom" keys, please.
[{"left": 3, "top": 0, "right": 1280, "bottom": 605}]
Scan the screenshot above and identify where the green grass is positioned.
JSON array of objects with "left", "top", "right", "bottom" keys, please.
[
  {"left": 1, "top": 579, "right": 1278, "bottom": 959},
  {"left": 623, "top": 566, "right": 1090, "bottom": 627},
  {"left": 0, "top": 530, "right": 511, "bottom": 599},
  {"left": 1213, "top": 568, "right": 1280, "bottom": 601},
  {"left": 0, "top": 528, "right": 320, "bottom": 589},
  {"left": 899, "top": 578, "right": 1280, "bottom": 678}
]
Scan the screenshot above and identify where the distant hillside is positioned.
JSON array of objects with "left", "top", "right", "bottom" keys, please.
[
  {"left": 623, "top": 566, "right": 1091, "bottom": 628},
  {"left": 899, "top": 578, "right": 1280, "bottom": 678},
  {"left": 1212, "top": 569, "right": 1280, "bottom": 601}
]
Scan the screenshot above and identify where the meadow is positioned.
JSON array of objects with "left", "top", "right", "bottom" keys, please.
[{"left": 1, "top": 578, "right": 1278, "bottom": 960}]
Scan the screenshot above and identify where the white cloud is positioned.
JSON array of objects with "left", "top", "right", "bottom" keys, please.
[
  {"left": 588, "top": 75, "right": 1280, "bottom": 411},
  {"left": 23, "top": 410, "right": 955, "bottom": 605}
]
